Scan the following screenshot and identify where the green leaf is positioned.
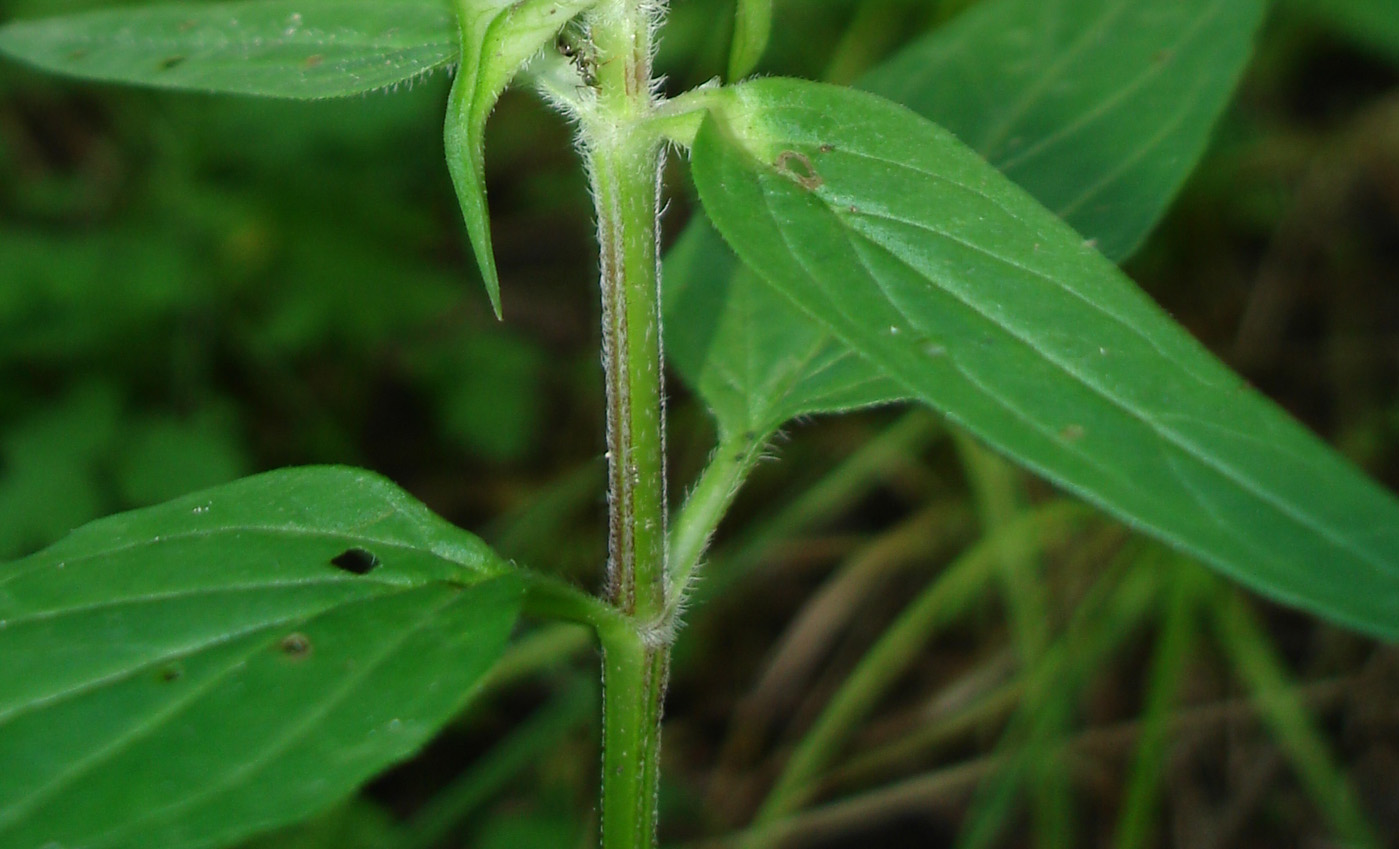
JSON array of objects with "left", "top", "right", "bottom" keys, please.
[
  {"left": 858, "top": 0, "right": 1265, "bottom": 262},
  {"left": 665, "top": 0, "right": 1263, "bottom": 440},
  {"left": 444, "top": 0, "right": 597, "bottom": 317},
  {"left": 0, "top": 0, "right": 456, "bottom": 99},
  {"left": 663, "top": 214, "right": 906, "bottom": 442},
  {"left": 0, "top": 466, "right": 524, "bottom": 849},
  {"left": 690, "top": 77, "right": 1399, "bottom": 640},
  {"left": 727, "top": 0, "right": 772, "bottom": 80}
]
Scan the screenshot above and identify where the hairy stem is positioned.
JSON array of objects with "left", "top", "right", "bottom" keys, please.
[
  {"left": 582, "top": 2, "right": 669, "bottom": 846},
  {"left": 591, "top": 130, "right": 667, "bottom": 623}
]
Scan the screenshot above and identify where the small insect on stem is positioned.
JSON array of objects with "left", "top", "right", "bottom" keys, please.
[{"left": 555, "top": 20, "right": 600, "bottom": 88}]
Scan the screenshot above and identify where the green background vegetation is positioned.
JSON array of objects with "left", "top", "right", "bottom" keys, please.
[{"left": 1, "top": 0, "right": 1397, "bottom": 846}]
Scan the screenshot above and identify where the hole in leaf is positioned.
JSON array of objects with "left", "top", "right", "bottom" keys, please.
[
  {"left": 775, "top": 150, "right": 823, "bottom": 190},
  {"left": 280, "top": 633, "right": 312, "bottom": 658},
  {"left": 331, "top": 547, "right": 380, "bottom": 575},
  {"left": 158, "top": 56, "right": 187, "bottom": 71}
]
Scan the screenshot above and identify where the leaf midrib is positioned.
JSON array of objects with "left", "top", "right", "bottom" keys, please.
[
  {"left": 781, "top": 171, "right": 1389, "bottom": 577},
  {"left": 0, "top": 521, "right": 494, "bottom": 594}
]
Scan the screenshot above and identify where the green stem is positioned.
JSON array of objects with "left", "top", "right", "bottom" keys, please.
[
  {"left": 590, "top": 128, "right": 667, "bottom": 624},
  {"left": 667, "top": 432, "right": 767, "bottom": 610},
  {"left": 581, "top": 2, "right": 668, "bottom": 846},
  {"left": 691, "top": 410, "right": 941, "bottom": 610},
  {"left": 599, "top": 622, "right": 669, "bottom": 849}
]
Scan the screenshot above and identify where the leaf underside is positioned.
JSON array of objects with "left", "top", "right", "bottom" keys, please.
[
  {"left": 0, "top": 467, "right": 523, "bottom": 849},
  {"left": 0, "top": 0, "right": 457, "bottom": 99},
  {"left": 690, "top": 78, "right": 1399, "bottom": 641}
]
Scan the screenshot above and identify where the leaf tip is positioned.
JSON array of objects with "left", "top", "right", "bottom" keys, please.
[{"left": 479, "top": 257, "right": 503, "bottom": 320}]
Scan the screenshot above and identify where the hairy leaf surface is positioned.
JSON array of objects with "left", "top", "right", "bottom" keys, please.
[
  {"left": 0, "top": 467, "right": 523, "bottom": 849},
  {"left": 0, "top": 0, "right": 457, "bottom": 99},
  {"left": 690, "top": 78, "right": 1399, "bottom": 639},
  {"left": 445, "top": 0, "right": 597, "bottom": 317},
  {"left": 665, "top": 0, "right": 1263, "bottom": 441}
]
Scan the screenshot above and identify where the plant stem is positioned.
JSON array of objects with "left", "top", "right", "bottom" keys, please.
[
  {"left": 667, "top": 432, "right": 767, "bottom": 608},
  {"left": 599, "top": 620, "right": 668, "bottom": 849},
  {"left": 582, "top": 2, "right": 668, "bottom": 846},
  {"left": 591, "top": 130, "right": 667, "bottom": 624}
]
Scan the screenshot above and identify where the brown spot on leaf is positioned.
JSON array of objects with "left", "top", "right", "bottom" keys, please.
[
  {"left": 158, "top": 55, "right": 186, "bottom": 71},
  {"left": 1060, "top": 424, "right": 1086, "bottom": 442},
  {"left": 304, "top": 54, "right": 324, "bottom": 69},
  {"left": 775, "top": 150, "right": 823, "bottom": 190},
  {"left": 280, "top": 633, "right": 312, "bottom": 658}
]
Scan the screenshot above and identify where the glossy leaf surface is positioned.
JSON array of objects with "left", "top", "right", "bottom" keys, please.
[
  {"left": 0, "top": 0, "right": 457, "bottom": 99},
  {"left": 665, "top": 0, "right": 1263, "bottom": 439},
  {"left": 444, "top": 0, "right": 597, "bottom": 317},
  {"left": 0, "top": 467, "right": 523, "bottom": 849},
  {"left": 690, "top": 78, "right": 1399, "bottom": 639}
]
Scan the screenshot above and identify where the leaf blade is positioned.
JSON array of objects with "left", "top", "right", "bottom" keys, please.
[
  {"left": 0, "top": 0, "right": 458, "bottom": 99},
  {"left": 690, "top": 78, "right": 1399, "bottom": 640},
  {"left": 444, "top": 0, "right": 597, "bottom": 317},
  {"left": 663, "top": 215, "right": 907, "bottom": 441},
  {"left": 858, "top": 0, "right": 1265, "bottom": 262},
  {"left": 0, "top": 467, "right": 523, "bottom": 849},
  {"left": 664, "top": 0, "right": 1265, "bottom": 438}
]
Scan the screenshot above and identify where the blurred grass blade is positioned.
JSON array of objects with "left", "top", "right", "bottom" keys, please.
[
  {"left": 0, "top": 467, "right": 524, "bottom": 849},
  {"left": 1211, "top": 586, "right": 1380, "bottom": 847},
  {"left": 445, "top": 0, "right": 598, "bottom": 318},
  {"left": 954, "top": 556, "right": 1161, "bottom": 849},
  {"left": 752, "top": 500, "right": 1093, "bottom": 824},
  {"left": 691, "top": 77, "right": 1399, "bottom": 641},
  {"left": 0, "top": 0, "right": 457, "bottom": 99},
  {"left": 1112, "top": 563, "right": 1200, "bottom": 849},
  {"left": 403, "top": 681, "right": 593, "bottom": 849},
  {"left": 860, "top": 0, "right": 1265, "bottom": 262},
  {"left": 728, "top": 0, "right": 772, "bottom": 80}
]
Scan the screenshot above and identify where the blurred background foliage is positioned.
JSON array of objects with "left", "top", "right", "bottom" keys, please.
[{"left": 1, "top": 0, "right": 1398, "bottom": 846}]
